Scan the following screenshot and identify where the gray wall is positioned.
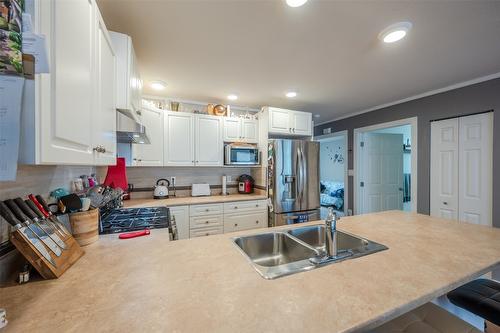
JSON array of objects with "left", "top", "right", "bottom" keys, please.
[{"left": 315, "top": 78, "right": 500, "bottom": 228}]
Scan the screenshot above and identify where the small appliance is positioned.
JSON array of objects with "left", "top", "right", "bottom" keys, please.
[
  {"left": 191, "top": 184, "right": 211, "bottom": 197},
  {"left": 154, "top": 178, "right": 170, "bottom": 199},
  {"left": 238, "top": 174, "right": 255, "bottom": 194},
  {"left": 225, "top": 144, "right": 260, "bottom": 165}
]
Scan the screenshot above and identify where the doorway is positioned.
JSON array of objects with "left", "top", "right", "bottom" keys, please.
[
  {"left": 354, "top": 117, "right": 418, "bottom": 215},
  {"left": 315, "top": 131, "right": 348, "bottom": 218}
]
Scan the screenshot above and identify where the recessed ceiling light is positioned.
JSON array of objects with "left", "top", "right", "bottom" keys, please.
[
  {"left": 286, "top": 0, "right": 308, "bottom": 7},
  {"left": 378, "top": 22, "right": 412, "bottom": 43},
  {"left": 314, "top": 114, "right": 321, "bottom": 118},
  {"left": 286, "top": 91, "right": 297, "bottom": 98},
  {"left": 227, "top": 94, "right": 238, "bottom": 101},
  {"left": 150, "top": 81, "right": 166, "bottom": 90}
]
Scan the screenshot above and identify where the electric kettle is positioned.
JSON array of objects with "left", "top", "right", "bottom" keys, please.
[{"left": 154, "top": 178, "right": 170, "bottom": 199}]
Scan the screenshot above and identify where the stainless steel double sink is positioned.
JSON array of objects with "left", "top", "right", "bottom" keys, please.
[{"left": 233, "top": 224, "right": 388, "bottom": 279}]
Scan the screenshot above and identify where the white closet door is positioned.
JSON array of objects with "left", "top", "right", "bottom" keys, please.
[
  {"left": 361, "top": 133, "right": 404, "bottom": 213},
  {"left": 430, "top": 118, "right": 459, "bottom": 220},
  {"left": 458, "top": 113, "right": 493, "bottom": 226}
]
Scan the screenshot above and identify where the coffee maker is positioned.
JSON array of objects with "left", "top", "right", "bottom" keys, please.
[{"left": 238, "top": 174, "right": 255, "bottom": 194}]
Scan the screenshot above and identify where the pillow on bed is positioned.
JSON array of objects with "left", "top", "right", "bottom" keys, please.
[
  {"left": 321, "top": 181, "right": 344, "bottom": 196},
  {"left": 320, "top": 193, "right": 344, "bottom": 210}
]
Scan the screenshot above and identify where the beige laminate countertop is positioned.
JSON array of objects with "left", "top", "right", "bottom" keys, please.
[
  {"left": 123, "top": 193, "right": 267, "bottom": 208},
  {"left": 1, "top": 211, "right": 500, "bottom": 332}
]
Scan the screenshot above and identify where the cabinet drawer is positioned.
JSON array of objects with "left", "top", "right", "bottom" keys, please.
[
  {"left": 190, "top": 226, "right": 223, "bottom": 238},
  {"left": 190, "top": 203, "right": 223, "bottom": 216},
  {"left": 190, "top": 215, "right": 223, "bottom": 229},
  {"left": 224, "top": 211, "right": 268, "bottom": 233},
  {"left": 223, "top": 200, "right": 267, "bottom": 213}
]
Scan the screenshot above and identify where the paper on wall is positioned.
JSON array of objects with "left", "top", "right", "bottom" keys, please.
[
  {"left": 22, "top": 32, "right": 49, "bottom": 73},
  {"left": 0, "top": 75, "right": 24, "bottom": 181},
  {"left": 22, "top": 13, "right": 33, "bottom": 32}
]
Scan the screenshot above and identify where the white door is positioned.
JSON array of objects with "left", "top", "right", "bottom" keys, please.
[
  {"left": 430, "top": 118, "right": 459, "bottom": 220},
  {"left": 132, "top": 108, "right": 164, "bottom": 166},
  {"left": 291, "top": 111, "right": 312, "bottom": 136},
  {"left": 269, "top": 108, "right": 291, "bottom": 134},
  {"left": 458, "top": 113, "right": 493, "bottom": 226},
  {"left": 241, "top": 119, "right": 258, "bottom": 143},
  {"left": 39, "top": 0, "right": 95, "bottom": 164},
  {"left": 93, "top": 9, "right": 116, "bottom": 165},
  {"left": 170, "top": 206, "right": 189, "bottom": 239},
  {"left": 164, "top": 112, "right": 195, "bottom": 166},
  {"left": 195, "top": 115, "right": 223, "bottom": 166},
  {"left": 223, "top": 118, "right": 241, "bottom": 142},
  {"left": 361, "top": 133, "right": 404, "bottom": 213}
]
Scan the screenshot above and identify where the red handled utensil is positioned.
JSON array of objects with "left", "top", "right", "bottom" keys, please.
[{"left": 118, "top": 229, "right": 150, "bottom": 239}]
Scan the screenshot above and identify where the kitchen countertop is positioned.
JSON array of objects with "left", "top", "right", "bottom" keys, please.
[
  {"left": 1, "top": 211, "right": 500, "bottom": 332},
  {"left": 123, "top": 193, "right": 268, "bottom": 208}
]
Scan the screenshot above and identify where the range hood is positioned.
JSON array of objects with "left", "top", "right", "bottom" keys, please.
[{"left": 116, "top": 109, "right": 150, "bottom": 144}]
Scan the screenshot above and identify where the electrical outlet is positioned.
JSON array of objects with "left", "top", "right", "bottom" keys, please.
[
  {"left": 170, "top": 176, "right": 176, "bottom": 186},
  {"left": 226, "top": 175, "right": 232, "bottom": 182}
]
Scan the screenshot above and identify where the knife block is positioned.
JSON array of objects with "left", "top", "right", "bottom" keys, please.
[{"left": 10, "top": 229, "right": 84, "bottom": 279}]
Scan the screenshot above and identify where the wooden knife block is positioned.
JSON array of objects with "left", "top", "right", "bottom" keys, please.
[{"left": 10, "top": 229, "right": 84, "bottom": 279}]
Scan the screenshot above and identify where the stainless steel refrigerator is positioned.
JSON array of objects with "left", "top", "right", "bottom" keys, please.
[{"left": 268, "top": 139, "right": 320, "bottom": 226}]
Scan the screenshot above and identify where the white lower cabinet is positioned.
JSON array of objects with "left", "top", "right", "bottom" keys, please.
[
  {"left": 183, "top": 199, "right": 268, "bottom": 239},
  {"left": 169, "top": 206, "right": 189, "bottom": 240},
  {"left": 224, "top": 211, "right": 267, "bottom": 233}
]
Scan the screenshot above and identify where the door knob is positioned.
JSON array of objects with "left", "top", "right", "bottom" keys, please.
[{"left": 443, "top": 202, "right": 448, "bottom": 205}]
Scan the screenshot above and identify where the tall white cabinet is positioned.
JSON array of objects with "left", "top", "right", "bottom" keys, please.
[
  {"left": 430, "top": 112, "right": 493, "bottom": 226},
  {"left": 20, "top": 0, "right": 116, "bottom": 166}
]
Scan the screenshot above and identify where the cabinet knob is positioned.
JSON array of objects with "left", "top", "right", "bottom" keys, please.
[
  {"left": 205, "top": 233, "right": 209, "bottom": 236},
  {"left": 443, "top": 202, "right": 448, "bottom": 205},
  {"left": 234, "top": 223, "right": 238, "bottom": 227},
  {"left": 205, "top": 221, "right": 209, "bottom": 224},
  {"left": 256, "top": 220, "right": 259, "bottom": 224},
  {"left": 205, "top": 209, "right": 209, "bottom": 212},
  {"left": 234, "top": 206, "right": 238, "bottom": 209},
  {"left": 255, "top": 204, "right": 259, "bottom": 207}
]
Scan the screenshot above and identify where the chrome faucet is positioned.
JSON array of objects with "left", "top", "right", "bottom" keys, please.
[
  {"left": 310, "top": 207, "right": 351, "bottom": 265},
  {"left": 325, "top": 207, "right": 338, "bottom": 257}
]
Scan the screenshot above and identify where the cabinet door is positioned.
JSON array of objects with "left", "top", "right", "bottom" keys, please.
[
  {"left": 224, "top": 211, "right": 267, "bottom": 233},
  {"left": 269, "top": 108, "right": 291, "bottom": 134},
  {"left": 132, "top": 108, "right": 163, "bottom": 166},
  {"left": 241, "top": 119, "right": 258, "bottom": 143},
  {"left": 164, "top": 112, "right": 195, "bottom": 166},
  {"left": 430, "top": 118, "right": 459, "bottom": 220},
  {"left": 38, "top": 0, "right": 95, "bottom": 164},
  {"left": 223, "top": 118, "right": 241, "bottom": 142},
  {"left": 169, "top": 206, "right": 189, "bottom": 240},
  {"left": 195, "top": 115, "right": 223, "bottom": 166},
  {"left": 458, "top": 113, "right": 493, "bottom": 226},
  {"left": 93, "top": 9, "right": 116, "bottom": 165},
  {"left": 291, "top": 111, "right": 312, "bottom": 136}
]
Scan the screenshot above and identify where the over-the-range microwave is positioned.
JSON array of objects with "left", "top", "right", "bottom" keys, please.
[{"left": 224, "top": 144, "right": 260, "bottom": 165}]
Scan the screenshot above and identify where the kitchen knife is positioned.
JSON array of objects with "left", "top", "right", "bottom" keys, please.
[
  {"left": 0, "top": 201, "right": 57, "bottom": 267},
  {"left": 14, "top": 198, "right": 67, "bottom": 250},
  {"left": 25, "top": 199, "right": 67, "bottom": 240},
  {"left": 30, "top": 194, "right": 71, "bottom": 237},
  {"left": 5, "top": 200, "right": 62, "bottom": 257}
]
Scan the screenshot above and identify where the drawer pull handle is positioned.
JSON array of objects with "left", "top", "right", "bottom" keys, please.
[
  {"left": 256, "top": 204, "right": 259, "bottom": 207},
  {"left": 234, "top": 223, "right": 238, "bottom": 227},
  {"left": 205, "top": 209, "right": 209, "bottom": 212},
  {"left": 234, "top": 206, "right": 238, "bottom": 209},
  {"left": 256, "top": 220, "right": 259, "bottom": 224},
  {"left": 205, "top": 221, "right": 209, "bottom": 224},
  {"left": 205, "top": 233, "right": 209, "bottom": 236}
]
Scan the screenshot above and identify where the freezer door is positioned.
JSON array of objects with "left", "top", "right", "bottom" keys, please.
[
  {"left": 299, "top": 141, "right": 320, "bottom": 211},
  {"left": 270, "top": 209, "right": 320, "bottom": 227}
]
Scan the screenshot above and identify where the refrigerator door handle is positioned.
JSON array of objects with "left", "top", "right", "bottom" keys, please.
[{"left": 298, "top": 145, "right": 306, "bottom": 206}]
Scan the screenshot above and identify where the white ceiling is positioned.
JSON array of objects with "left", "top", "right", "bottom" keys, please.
[{"left": 97, "top": 0, "right": 500, "bottom": 123}]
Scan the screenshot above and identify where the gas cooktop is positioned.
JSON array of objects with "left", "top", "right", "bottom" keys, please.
[{"left": 99, "top": 206, "right": 170, "bottom": 234}]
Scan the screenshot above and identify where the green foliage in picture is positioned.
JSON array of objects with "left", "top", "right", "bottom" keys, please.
[{"left": 0, "top": 0, "right": 23, "bottom": 75}]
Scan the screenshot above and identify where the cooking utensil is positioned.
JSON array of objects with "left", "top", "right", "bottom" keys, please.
[
  {"left": 13, "top": 198, "right": 67, "bottom": 250},
  {"left": 0, "top": 201, "right": 56, "bottom": 267},
  {"left": 154, "top": 178, "right": 170, "bottom": 199},
  {"left": 118, "top": 229, "right": 150, "bottom": 239},
  {"left": 24, "top": 199, "right": 68, "bottom": 240},
  {"left": 213, "top": 104, "right": 226, "bottom": 116},
  {"left": 29, "top": 194, "right": 72, "bottom": 237},
  {"left": 5, "top": 200, "right": 63, "bottom": 257}
]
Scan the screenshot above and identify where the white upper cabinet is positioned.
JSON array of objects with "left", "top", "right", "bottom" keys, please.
[
  {"left": 132, "top": 107, "right": 164, "bottom": 166},
  {"left": 290, "top": 111, "right": 312, "bottom": 136},
  {"left": 164, "top": 112, "right": 223, "bottom": 166},
  {"left": 94, "top": 8, "right": 117, "bottom": 165},
  {"left": 265, "top": 107, "right": 312, "bottom": 137},
  {"left": 20, "top": 0, "right": 117, "bottom": 165},
  {"left": 223, "top": 118, "right": 258, "bottom": 143},
  {"left": 109, "top": 31, "right": 142, "bottom": 116},
  {"left": 195, "top": 115, "right": 223, "bottom": 166},
  {"left": 164, "top": 112, "right": 195, "bottom": 166}
]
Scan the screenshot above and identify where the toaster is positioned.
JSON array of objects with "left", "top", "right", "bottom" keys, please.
[{"left": 191, "top": 183, "right": 211, "bottom": 197}]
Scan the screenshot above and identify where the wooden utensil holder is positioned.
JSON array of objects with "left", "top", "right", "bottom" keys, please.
[{"left": 69, "top": 208, "right": 99, "bottom": 246}]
